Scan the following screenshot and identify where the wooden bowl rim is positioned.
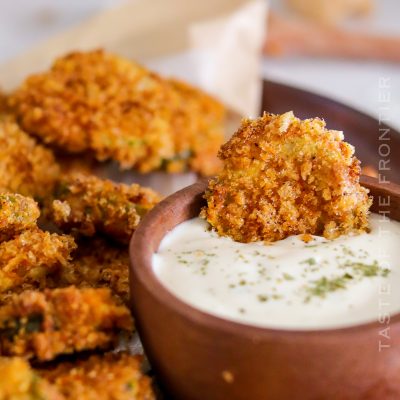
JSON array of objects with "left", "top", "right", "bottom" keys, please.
[{"left": 130, "top": 175, "right": 400, "bottom": 339}]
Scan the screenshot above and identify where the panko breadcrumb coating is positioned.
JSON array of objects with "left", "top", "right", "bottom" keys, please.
[
  {"left": 0, "top": 286, "right": 133, "bottom": 361},
  {"left": 168, "top": 79, "right": 224, "bottom": 175},
  {"left": 202, "top": 112, "right": 371, "bottom": 242},
  {"left": 50, "top": 173, "right": 160, "bottom": 244},
  {"left": 39, "top": 353, "right": 155, "bottom": 400},
  {"left": 9, "top": 50, "right": 177, "bottom": 171},
  {"left": 0, "top": 229, "right": 76, "bottom": 295},
  {"left": 50, "top": 237, "right": 130, "bottom": 304},
  {"left": 9, "top": 49, "right": 225, "bottom": 175},
  {"left": 0, "top": 357, "right": 63, "bottom": 400},
  {"left": 0, "top": 193, "right": 40, "bottom": 242},
  {"left": 0, "top": 117, "right": 60, "bottom": 201}
]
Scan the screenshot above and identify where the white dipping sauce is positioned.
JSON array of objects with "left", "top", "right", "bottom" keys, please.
[{"left": 153, "top": 214, "right": 400, "bottom": 330}]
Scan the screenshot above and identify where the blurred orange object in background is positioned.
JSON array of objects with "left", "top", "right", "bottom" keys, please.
[{"left": 286, "top": 0, "right": 373, "bottom": 25}]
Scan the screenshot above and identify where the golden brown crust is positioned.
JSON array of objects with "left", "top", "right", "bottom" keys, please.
[
  {"left": 202, "top": 112, "right": 372, "bottom": 242},
  {"left": 50, "top": 237, "right": 130, "bottom": 304},
  {"left": 9, "top": 50, "right": 177, "bottom": 171},
  {"left": 0, "top": 286, "right": 133, "bottom": 361},
  {"left": 168, "top": 79, "right": 225, "bottom": 175},
  {"left": 0, "top": 193, "right": 40, "bottom": 242},
  {"left": 0, "top": 117, "right": 60, "bottom": 201},
  {"left": 39, "top": 353, "right": 155, "bottom": 400},
  {"left": 0, "top": 357, "right": 64, "bottom": 400},
  {"left": 0, "top": 229, "right": 76, "bottom": 296},
  {"left": 9, "top": 49, "right": 225, "bottom": 175},
  {"left": 50, "top": 173, "right": 160, "bottom": 244}
]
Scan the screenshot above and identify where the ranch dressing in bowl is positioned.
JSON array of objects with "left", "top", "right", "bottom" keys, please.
[{"left": 152, "top": 213, "right": 400, "bottom": 330}]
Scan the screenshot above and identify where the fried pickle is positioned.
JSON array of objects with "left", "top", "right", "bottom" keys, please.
[
  {"left": 9, "top": 50, "right": 177, "bottom": 171},
  {"left": 0, "top": 117, "right": 60, "bottom": 201},
  {"left": 0, "top": 287, "right": 133, "bottom": 361},
  {"left": 38, "top": 353, "right": 154, "bottom": 400},
  {"left": 202, "top": 112, "right": 371, "bottom": 242},
  {"left": 0, "top": 229, "right": 76, "bottom": 296},
  {"left": 167, "top": 79, "right": 225, "bottom": 175},
  {"left": 0, "top": 193, "right": 40, "bottom": 242},
  {"left": 0, "top": 357, "right": 63, "bottom": 400},
  {"left": 50, "top": 173, "right": 160, "bottom": 244},
  {"left": 9, "top": 49, "right": 225, "bottom": 175},
  {"left": 50, "top": 237, "right": 130, "bottom": 304}
]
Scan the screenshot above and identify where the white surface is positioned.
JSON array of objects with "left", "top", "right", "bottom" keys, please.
[{"left": 153, "top": 214, "right": 400, "bottom": 330}]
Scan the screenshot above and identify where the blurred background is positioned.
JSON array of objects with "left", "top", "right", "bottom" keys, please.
[{"left": 0, "top": 0, "right": 399, "bottom": 128}]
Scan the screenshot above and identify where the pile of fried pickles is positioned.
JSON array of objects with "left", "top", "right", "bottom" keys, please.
[{"left": 0, "top": 49, "right": 225, "bottom": 399}]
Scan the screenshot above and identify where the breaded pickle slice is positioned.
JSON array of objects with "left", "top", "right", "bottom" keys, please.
[
  {"left": 0, "top": 193, "right": 40, "bottom": 242},
  {"left": 0, "top": 287, "right": 133, "bottom": 361},
  {"left": 51, "top": 173, "right": 160, "bottom": 244},
  {"left": 0, "top": 357, "right": 63, "bottom": 400},
  {"left": 39, "top": 353, "right": 154, "bottom": 400},
  {"left": 0, "top": 117, "right": 59, "bottom": 201},
  {"left": 9, "top": 50, "right": 225, "bottom": 175},
  {"left": 202, "top": 112, "right": 371, "bottom": 242},
  {"left": 50, "top": 237, "right": 130, "bottom": 304},
  {"left": 0, "top": 229, "right": 76, "bottom": 295}
]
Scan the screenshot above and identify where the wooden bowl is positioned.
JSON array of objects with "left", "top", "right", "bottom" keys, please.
[{"left": 129, "top": 176, "right": 400, "bottom": 400}]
